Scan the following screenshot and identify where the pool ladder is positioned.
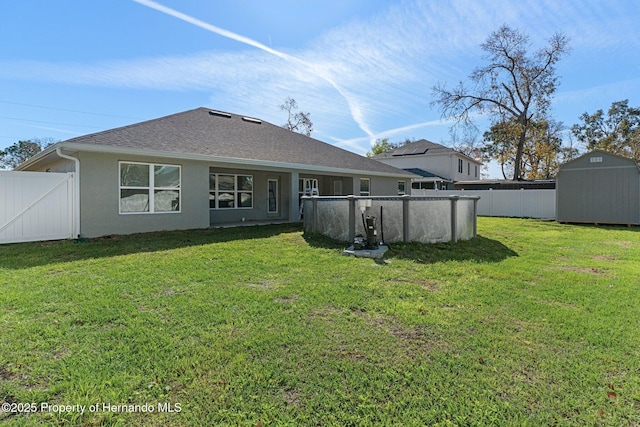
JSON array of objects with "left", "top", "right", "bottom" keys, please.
[{"left": 298, "top": 178, "right": 319, "bottom": 220}]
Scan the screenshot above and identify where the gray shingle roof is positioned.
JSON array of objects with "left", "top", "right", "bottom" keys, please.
[
  {"left": 61, "top": 107, "right": 414, "bottom": 177},
  {"left": 371, "top": 139, "right": 459, "bottom": 159}
]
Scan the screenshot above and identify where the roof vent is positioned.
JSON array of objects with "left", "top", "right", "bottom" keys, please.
[
  {"left": 242, "top": 116, "right": 262, "bottom": 124},
  {"left": 209, "top": 110, "right": 232, "bottom": 118}
]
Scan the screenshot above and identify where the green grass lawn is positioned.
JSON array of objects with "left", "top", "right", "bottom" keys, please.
[{"left": 0, "top": 218, "right": 638, "bottom": 426}]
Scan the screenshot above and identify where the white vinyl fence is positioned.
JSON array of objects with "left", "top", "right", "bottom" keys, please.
[
  {"left": 413, "top": 189, "right": 556, "bottom": 219},
  {"left": 1, "top": 171, "right": 76, "bottom": 244}
]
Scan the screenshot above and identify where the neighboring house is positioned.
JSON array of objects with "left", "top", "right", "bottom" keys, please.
[
  {"left": 16, "top": 107, "right": 417, "bottom": 238},
  {"left": 372, "top": 139, "right": 482, "bottom": 190},
  {"left": 556, "top": 150, "right": 640, "bottom": 225}
]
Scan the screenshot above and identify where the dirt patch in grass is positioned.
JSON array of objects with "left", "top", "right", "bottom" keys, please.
[
  {"left": 246, "top": 279, "right": 278, "bottom": 290},
  {"left": 359, "top": 313, "right": 448, "bottom": 356},
  {"left": 593, "top": 255, "right": 616, "bottom": 261},
  {"left": 283, "top": 388, "right": 302, "bottom": 407},
  {"left": 274, "top": 294, "right": 300, "bottom": 304},
  {"left": 157, "top": 288, "right": 187, "bottom": 297},
  {"left": 557, "top": 266, "right": 607, "bottom": 275},
  {"left": 0, "top": 365, "right": 15, "bottom": 381},
  {"left": 439, "top": 305, "right": 465, "bottom": 310},
  {"left": 384, "top": 277, "right": 441, "bottom": 292},
  {"left": 540, "top": 299, "right": 579, "bottom": 310},
  {"left": 308, "top": 305, "right": 342, "bottom": 321},
  {"left": 604, "top": 241, "right": 634, "bottom": 249}
]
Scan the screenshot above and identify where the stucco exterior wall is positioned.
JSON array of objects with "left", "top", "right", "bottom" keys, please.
[
  {"left": 21, "top": 149, "right": 416, "bottom": 237},
  {"left": 376, "top": 153, "right": 481, "bottom": 182},
  {"left": 78, "top": 152, "right": 210, "bottom": 238},
  {"left": 27, "top": 157, "right": 76, "bottom": 173},
  {"left": 208, "top": 166, "right": 291, "bottom": 225}
]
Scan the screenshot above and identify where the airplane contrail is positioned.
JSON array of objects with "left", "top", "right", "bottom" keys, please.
[{"left": 132, "top": 0, "right": 375, "bottom": 139}]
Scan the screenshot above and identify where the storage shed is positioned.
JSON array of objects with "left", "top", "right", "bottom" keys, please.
[{"left": 556, "top": 150, "right": 640, "bottom": 225}]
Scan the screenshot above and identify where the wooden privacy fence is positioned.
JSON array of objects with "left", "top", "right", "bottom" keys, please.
[
  {"left": 302, "top": 195, "right": 480, "bottom": 244},
  {"left": 412, "top": 189, "right": 556, "bottom": 219},
  {"left": 0, "top": 171, "right": 76, "bottom": 244}
]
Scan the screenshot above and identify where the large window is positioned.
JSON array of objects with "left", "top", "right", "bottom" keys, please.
[
  {"left": 359, "top": 178, "right": 370, "bottom": 196},
  {"left": 119, "top": 162, "right": 181, "bottom": 214},
  {"left": 210, "top": 173, "right": 253, "bottom": 209}
]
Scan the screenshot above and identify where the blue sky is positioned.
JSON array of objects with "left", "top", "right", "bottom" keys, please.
[{"left": 1, "top": 0, "right": 639, "bottom": 177}]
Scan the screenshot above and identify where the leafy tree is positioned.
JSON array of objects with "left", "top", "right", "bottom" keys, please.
[
  {"left": 0, "top": 138, "right": 56, "bottom": 169},
  {"left": 365, "top": 138, "right": 416, "bottom": 157},
  {"left": 280, "top": 97, "right": 313, "bottom": 136},
  {"left": 366, "top": 138, "right": 399, "bottom": 157},
  {"left": 482, "top": 120, "right": 520, "bottom": 179},
  {"left": 522, "top": 119, "right": 564, "bottom": 179},
  {"left": 483, "top": 118, "right": 568, "bottom": 179},
  {"left": 570, "top": 99, "right": 640, "bottom": 161},
  {"left": 432, "top": 25, "right": 570, "bottom": 180}
]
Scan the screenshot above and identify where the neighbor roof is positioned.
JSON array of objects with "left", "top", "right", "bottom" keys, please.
[
  {"left": 372, "top": 138, "right": 480, "bottom": 164},
  {"left": 403, "top": 168, "right": 448, "bottom": 180},
  {"left": 21, "top": 108, "right": 415, "bottom": 178}
]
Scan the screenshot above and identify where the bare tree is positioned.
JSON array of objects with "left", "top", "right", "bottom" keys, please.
[
  {"left": 432, "top": 25, "right": 570, "bottom": 180},
  {"left": 280, "top": 97, "right": 313, "bottom": 136}
]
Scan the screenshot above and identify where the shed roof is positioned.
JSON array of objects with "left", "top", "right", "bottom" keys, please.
[{"left": 558, "top": 149, "right": 640, "bottom": 172}]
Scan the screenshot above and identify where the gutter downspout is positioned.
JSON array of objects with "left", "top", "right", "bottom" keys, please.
[{"left": 56, "top": 148, "right": 80, "bottom": 239}]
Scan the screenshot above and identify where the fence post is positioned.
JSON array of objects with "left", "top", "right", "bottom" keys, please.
[
  {"left": 488, "top": 188, "right": 493, "bottom": 216},
  {"left": 347, "top": 195, "right": 355, "bottom": 242},
  {"left": 450, "top": 195, "right": 459, "bottom": 243},
  {"left": 402, "top": 194, "right": 411, "bottom": 242},
  {"left": 472, "top": 197, "right": 479, "bottom": 238},
  {"left": 311, "top": 196, "right": 318, "bottom": 233}
]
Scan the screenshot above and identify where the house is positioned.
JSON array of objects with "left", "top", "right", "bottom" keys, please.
[
  {"left": 372, "top": 139, "right": 482, "bottom": 190},
  {"left": 16, "top": 107, "right": 417, "bottom": 238},
  {"left": 556, "top": 150, "right": 640, "bottom": 225}
]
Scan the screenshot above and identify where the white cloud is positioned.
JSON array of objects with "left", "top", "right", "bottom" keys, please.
[{"left": 1, "top": 0, "right": 638, "bottom": 156}]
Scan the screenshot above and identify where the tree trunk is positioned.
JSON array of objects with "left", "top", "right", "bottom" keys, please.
[{"left": 513, "top": 120, "right": 528, "bottom": 180}]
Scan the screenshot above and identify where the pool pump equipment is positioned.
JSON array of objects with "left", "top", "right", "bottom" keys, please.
[
  {"left": 344, "top": 200, "right": 388, "bottom": 259},
  {"left": 352, "top": 199, "right": 385, "bottom": 251},
  {"left": 354, "top": 214, "right": 378, "bottom": 250}
]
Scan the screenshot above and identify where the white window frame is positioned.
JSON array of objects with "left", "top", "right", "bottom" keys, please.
[
  {"left": 397, "top": 180, "right": 406, "bottom": 195},
  {"left": 359, "top": 178, "right": 371, "bottom": 196},
  {"left": 267, "top": 179, "right": 278, "bottom": 213},
  {"left": 458, "top": 158, "right": 463, "bottom": 174},
  {"left": 209, "top": 173, "right": 253, "bottom": 210},
  {"left": 119, "top": 161, "right": 181, "bottom": 215}
]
